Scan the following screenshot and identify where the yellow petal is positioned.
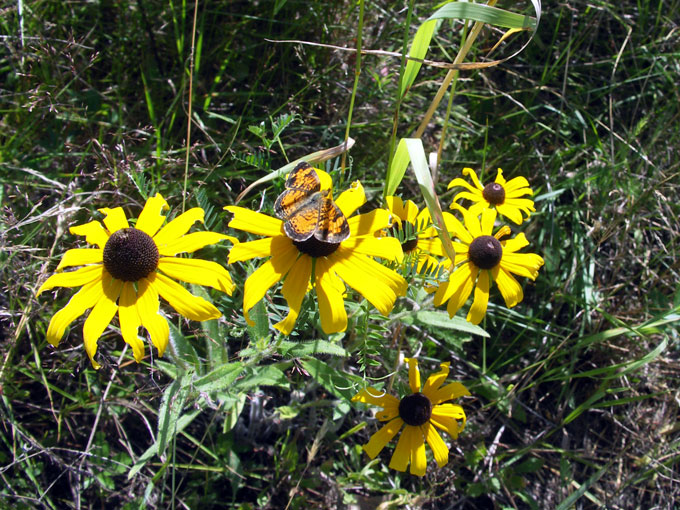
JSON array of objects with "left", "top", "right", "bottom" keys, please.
[
  {"left": 348, "top": 209, "right": 392, "bottom": 237},
  {"left": 137, "top": 277, "right": 169, "bottom": 356},
  {"left": 389, "top": 425, "right": 426, "bottom": 476},
  {"left": 82, "top": 273, "right": 123, "bottom": 369},
  {"left": 98, "top": 207, "right": 129, "bottom": 233},
  {"left": 494, "top": 168, "right": 507, "bottom": 186},
  {"left": 363, "top": 418, "right": 403, "bottom": 459},
  {"left": 56, "top": 248, "right": 103, "bottom": 271},
  {"left": 229, "top": 237, "right": 276, "bottom": 263},
  {"left": 496, "top": 203, "right": 524, "bottom": 225},
  {"left": 352, "top": 387, "right": 400, "bottom": 415},
  {"left": 242, "top": 240, "right": 298, "bottom": 325},
  {"left": 480, "top": 208, "right": 497, "bottom": 236},
  {"left": 44, "top": 276, "right": 104, "bottom": 347},
  {"left": 429, "top": 383, "right": 471, "bottom": 405},
  {"left": 224, "top": 206, "right": 284, "bottom": 237},
  {"left": 274, "top": 255, "right": 313, "bottom": 335},
  {"left": 504, "top": 175, "right": 532, "bottom": 194},
  {"left": 340, "top": 236, "right": 404, "bottom": 263},
  {"left": 70, "top": 221, "right": 109, "bottom": 248},
  {"left": 405, "top": 357, "right": 421, "bottom": 393},
  {"left": 503, "top": 232, "right": 530, "bottom": 253},
  {"left": 38, "top": 265, "right": 104, "bottom": 296},
  {"left": 422, "top": 362, "right": 450, "bottom": 398},
  {"left": 446, "top": 263, "right": 478, "bottom": 318},
  {"left": 151, "top": 272, "right": 221, "bottom": 321},
  {"left": 118, "top": 281, "right": 145, "bottom": 362},
  {"left": 153, "top": 207, "right": 203, "bottom": 246},
  {"left": 332, "top": 252, "right": 405, "bottom": 316},
  {"left": 136, "top": 193, "right": 169, "bottom": 237},
  {"left": 158, "top": 231, "right": 234, "bottom": 256},
  {"left": 424, "top": 422, "right": 449, "bottom": 468},
  {"left": 335, "top": 180, "right": 366, "bottom": 218},
  {"left": 493, "top": 266, "right": 523, "bottom": 308},
  {"left": 157, "top": 257, "right": 234, "bottom": 294},
  {"left": 433, "top": 261, "right": 473, "bottom": 307},
  {"left": 467, "top": 269, "right": 490, "bottom": 324},
  {"left": 501, "top": 253, "right": 544, "bottom": 280},
  {"left": 430, "top": 403, "right": 467, "bottom": 438},
  {"left": 315, "top": 257, "right": 347, "bottom": 334}
]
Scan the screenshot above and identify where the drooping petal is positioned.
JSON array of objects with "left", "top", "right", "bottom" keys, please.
[
  {"left": 446, "top": 263, "right": 478, "bottom": 318},
  {"left": 82, "top": 273, "right": 123, "bottom": 369},
  {"left": 390, "top": 425, "right": 426, "bottom": 476},
  {"left": 430, "top": 403, "right": 467, "bottom": 438},
  {"left": 363, "top": 418, "right": 403, "bottom": 459},
  {"left": 496, "top": 203, "right": 524, "bottom": 225},
  {"left": 386, "top": 196, "right": 418, "bottom": 223},
  {"left": 480, "top": 208, "right": 497, "bottom": 236},
  {"left": 70, "top": 221, "right": 109, "bottom": 249},
  {"left": 494, "top": 168, "right": 508, "bottom": 186},
  {"left": 137, "top": 277, "right": 169, "bottom": 356},
  {"left": 241, "top": 238, "right": 298, "bottom": 325},
  {"left": 44, "top": 276, "right": 105, "bottom": 347},
  {"left": 224, "top": 206, "right": 284, "bottom": 237},
  {"left": 135, "top": 193, "right": 169, "bottom": 237},
  {"left": 452, "top": 190, "right": 485, "bottom": 205},
  {"left": 55, "top": 248, "right": 103, "bottom": 271},
  {"left": 493, "top": 266, "right": 524, "bottom": 308},
  {"left": 348, "top": 209, "right": 392, "bottom": 238},
  {"left": 467, "top": 269, "right": 490, "bottom": 324},
  {"left": 99, "top": 206, "right": 129, "bottom": 233},
  {"left": 335, "top": 181, "right": 366, "bottom": 218},
  {"left": 118, "top": 281, "right": 145, "bottom": 362},
  {"left": 504, "top": 196, "right": 535, "bottom": 211},
  {"left": 157, "top": 257, "right": 235, "bottom": 294},
  {"left": 273, "top": 255, "right": 313, "bottom": 335},
  {"left": 422, "top": 362, "right": 450, "bottom": 399},
  {"left": 151, "top": 272, "right": 221, "bottom": 321},
  {"left": 433, "top": 261, "right": 473, "bottom": 307},
  {"left": 37, "top": 265, "right": 105, "bottom": 295},
  {"left": 500, "top": 253, "right": 544, "bottom": 280},
  {"left": 315, "top": 257, "right": 347, "bottom": 334},
  {"left": 424, "top": 422, "right": 450, "bottom": 468},
  {"left": 332, "top": 251, "right": 405, "bottom": 317},
  {"left": 428, "top": 382, "right": 471, "bottom": 405},
  {"left": 153, "top": 207, "right": 202, "bottom": 246},
  {"left": 158, "top": 231, "right": 235, "bottom": 256}
]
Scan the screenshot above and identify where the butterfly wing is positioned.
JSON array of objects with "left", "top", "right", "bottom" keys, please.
[{"left": 314, "top": 197, "right": 350, "bottom": 243}]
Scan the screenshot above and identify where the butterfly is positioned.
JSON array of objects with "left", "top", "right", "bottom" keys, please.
[{"left": 274, "top": 161, "right": 350, "bottom": 244}]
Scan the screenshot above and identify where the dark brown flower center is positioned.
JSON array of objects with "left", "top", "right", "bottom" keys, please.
[
  {"left": 482, "top": 182, "right": 505, "bottom": 205},
  {"left": 293, "top": 236, "right": 340, "bottom": 257},
  {"left": 390, "top": 221, "right": 419, "bottom": 253},
  {"left": 468, "top": 235, "right": 502, "bottom": 270},
  {"left": 398, "top": 392, "right": 433, "bottom": 427},
  {"left": 103, "top": 228, "right": 159, "bottom": 281}
]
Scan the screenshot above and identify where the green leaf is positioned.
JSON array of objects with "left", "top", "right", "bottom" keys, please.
[
  {"left": 247, "top": 298, "right": 270, "bottom": 345},
  {"left": 277, "top": 339, "right": 349, "bottom": 357},
  {"left": 167, "top": 319, "right": 200, "bottom": 373},
  {"left": 193, "top": 362, "right": 244, "bottom": 393},
  {"left": 234, "top": 365, "right": 290, "bottom": 391},
  {"left": 429, "top": 3, "right": 536, "bottom": 30},
  {"left": 300, "top": 358, "right": 361, "bottom": 401},
  {"left": 156, "top": 372, "right": 192, "bottom": 457},
  {"left": 415, "top": 310, "right": 490, "bottom": 337},
  {"left": 399, "top": 18, "right": 438, "bottom": 98},
  {"left": 384, "top": 137, "right": 410, "bottom": 198}
]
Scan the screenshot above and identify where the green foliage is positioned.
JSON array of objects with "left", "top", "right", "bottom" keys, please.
[{"left": 2, "top": 0, "right": 680, "bottom": 509}]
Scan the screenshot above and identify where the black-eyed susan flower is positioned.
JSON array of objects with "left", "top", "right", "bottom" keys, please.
[
  {"left": 384, "top": 196, "right": 458, "bottom": 274},
  {"left": 38, "top": 193, "right": 235, "bottom": 369},
  {"left": 434, "top": 205, "right": 544, "bottom": 324},
  {"left": 448, "top": 167, "right": 535, "bottom": 225},
  {"left": 224, "top": 171, "right": 407, "bottom": 335},
  {"left": 352, "top": 358, "right": 469, "bottom": 476}
]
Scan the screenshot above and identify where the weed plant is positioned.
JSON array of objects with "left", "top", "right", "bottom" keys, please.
[{"left": 1, "top": 1, "right": 679, "bottom": 509}]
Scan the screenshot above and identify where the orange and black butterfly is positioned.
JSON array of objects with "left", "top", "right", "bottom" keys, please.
[{"left": 274, "top": 162, "right": 350, "bottom": 243}]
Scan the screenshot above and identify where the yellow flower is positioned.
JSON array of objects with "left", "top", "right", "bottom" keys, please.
[
  {"left": 384, "top": 196, "right": 458, "bottom": 274},
  {"left": 352, "top": 358, "right": 469, "bottom": 476},
  {"left": 434, "top": 206, "right": 544, "bottom": 324},
  {"left": 448, "top": 167, "right": 535, "bottom": 225},
  {"left": 224, "top": 178, "right": 407, "bottom": 335},
  {"left": 37, "top": 193, "right": 235, "bottom": 369}
]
